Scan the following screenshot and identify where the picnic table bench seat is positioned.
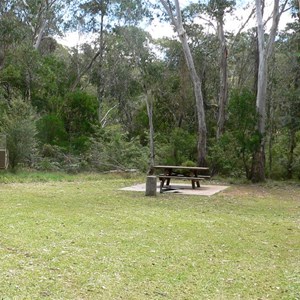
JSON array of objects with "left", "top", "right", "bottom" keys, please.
[{"left": 158, "top": 174, "right": 210, "bottom": 193}]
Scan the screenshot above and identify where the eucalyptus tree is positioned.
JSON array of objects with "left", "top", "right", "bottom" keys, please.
[
  {"left": 120, "top": 27, "right": 159, "bottom": 169},
  {"left": 159, "top": 0, "right": 207, "bottom": 166},
  {"left": 12, "top": 0, "right": 69, "bottom": 50},
  {"left": 252, "top": 0, "right": 289, "bottom": 182},
  {"left": 205, "top": 0, "right": 235, "bottom": 139},
  {"left": 0, "top": 2, "right": 25, "bottom": 102},
  {"left": 70, "top": 0, "right": 149, "bottom": 122},
  {"left": 272, "top": 0, "right": 300, "bottom": 178}
]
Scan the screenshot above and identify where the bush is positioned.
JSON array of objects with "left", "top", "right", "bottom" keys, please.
[
  {"left": 155, "top": 128, "right": 197, "bottom": 166},
  {"left": 36, "top": 144, "right": 86, "bottom": 173},
  {"left": 0, "top": 98, "right": 38, "bottom": 169},
  {"left": 208, "top": 89, "right": 259, "bottom": 178},
  {"left": 87, "top": 125, "right": 148, "bottom": 172},
  {"left": 62, "top": 91, "right": 98, "bottom": 152},
  {"left": 36, "top": 114, "right": 68, "bottom": 147}
]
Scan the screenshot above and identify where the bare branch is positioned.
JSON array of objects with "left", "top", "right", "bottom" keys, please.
[
  {"left": 100, "top": 105, "right": 118, "bottom": 128},
  {"left": 229, "top": 6, "right": 255, "bottom": 50},
  {"left": 198, "top": 15, "right": 216, "bottom": 30},
  {"left": 159, "top": 0, "right": 178, "bottom": 27},
  {"left": 266, "top": 0, "right": 288, "bottom": 58},
  {"left": 71, "top": 49, "right": 103, "bottom": 91}
]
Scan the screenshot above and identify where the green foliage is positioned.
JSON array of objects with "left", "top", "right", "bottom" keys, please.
[
  {"left": 62, "top": 91, "right": 98, "bottom": 152},
  {"left": 32, "top": 54, "right": 71, "bottom": 111},
  {"left": 181, "top": 160, "right": 196, "bottom": 167},
  {"left": 36, "top": 144, "right": 86, "bottom": 173},
  {"left": 0, "top": 98, "right": 38, "bottom": 169},
  {"left": 88, "top": 125, "right": 148, "bottom": 171},
  {"left": 156, "top": 128, "right": 197, "bottom": 166},
  {"left": 208, "top": 89, "right": 260, "bottom": 178},
  {"left": 0, "top": 1, "right": 298, "bottom": 181},
  {"left": 37, "top": 114, "right": 68, "bottom": 147},
  {"left": 1, "top": 65, "right": 23, "bottom": 88},
  {"left": 208, "top": 133, "right": 244, "bottom": 177},
  {"left": 295, "top": 132, "right": 300, "bottom": 179},
  {"left": 266, "top": 130, "right": 300, "bottom": 180}
]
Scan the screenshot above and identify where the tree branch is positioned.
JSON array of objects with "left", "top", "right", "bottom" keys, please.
[
  {"left": 229, "top": 6, "right": 255, "bottom": 50},
  {"left": 266, "top": 0, "right": 288, "bottom": 58},
  {"left": 71, "top": 49, "right": 103, "bottom": 91},
  {"left": 159, "top": 0, "right": 178, "bottom": 27}
]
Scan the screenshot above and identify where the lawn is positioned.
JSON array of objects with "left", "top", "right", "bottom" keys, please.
[{"left": 0, "top": 172, "right": 299, "bottom": 299}]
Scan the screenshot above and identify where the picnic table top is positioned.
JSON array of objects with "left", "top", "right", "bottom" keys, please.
[{"left": 153, "top": 165, "right": 209, "bottom": 170}]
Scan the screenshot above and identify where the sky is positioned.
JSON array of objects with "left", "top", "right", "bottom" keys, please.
[{"left": 57, "top": 0, "right": 294, "bottom": 48}]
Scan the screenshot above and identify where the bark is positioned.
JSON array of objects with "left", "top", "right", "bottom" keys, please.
[
  {"left": 251, "top": 0, "right": 287, "bottom": 182},
  {"left": 97, "top": 12, "right": 105, "bottom": 123},
  {"left": 34, "top": 21, "right": 47, "bottom": 50},
  {"left": 71, "top": 50, "right": 102, "bottom": 91},
  {"left": 251, "top": 143, "right": 266, "bottom": 183},
  {"left": 100, "top": 105, "right": 117, "bottom": 128},
  {"left": 160, "top": 0, "right": 207, "bottom": 166},
  {"left": 216, "top": 18, "right": 228, "bottom": 139},
  {"left": 145, "top": 89, "right": 155, "bottom": 172},
  {"left": 287, "top": 129, "right": 296, "bottom": 179}
]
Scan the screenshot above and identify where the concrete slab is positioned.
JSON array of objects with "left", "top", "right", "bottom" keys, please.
[{"left": 120, "top": 183, "right": 229, "bottom": 196}]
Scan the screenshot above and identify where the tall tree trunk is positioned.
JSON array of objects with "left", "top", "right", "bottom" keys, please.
[
  {"left": 287, "top": 129, "right": 296, "bottom": 179},
  {"left": 97, "top": 13, "right": 105, "bottom": 123},
  {"left": 251, "top": 0, "right": 287, "bottom": 182},
  {"left": 145, "top": 89, "right": 155, "bottom": 172},
  {"left": 216, "top": 19, "right": 228, "bottom": 139},
  {"left": 178, "top": 30, "right": 207, "bottom": 166},
  {"left": 34, "top": 21, "right": 47, "bottom": 50},
  {"left": 160, "top": 0, "right": 207, "bottom": 166},
  {"left": 252, "top": 0, "right": 267, "bottom": 182}
]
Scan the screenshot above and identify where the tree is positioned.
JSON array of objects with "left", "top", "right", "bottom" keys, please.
[
  {"left": 17, "top": 0, "right": 68, "bottom": 50},
  {"left": 205, "top": 0, "right": 235, "bottom": 139},
  {"left": 160, "top": 0, "right": 207, "bottom": 166},
  {"left": 0, "top": 98, "right": 38, "bottom": 169},
  {"left": 251, "top": 0, "right": 288, "bottom": 182},
  {"left": 69, "top": 0, "right": 148, "bottom": 122}
]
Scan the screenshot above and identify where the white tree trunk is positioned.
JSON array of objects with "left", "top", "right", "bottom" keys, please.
[
  {"left": 34, "top": 21, "right": 47, "bottom": 50},
  {"left": 145, "top": 89, "right": 155, "bottom": 169},
  {"left": 160, "top": 0, "right": 207, "bottom": 165},
  {"left": 255, "top": 0, "right": 268, "bottom": 136},
  {"left": 252, "top": 0, "right": 288, "bottom": 182},
  {"left": 216, "top": 19, "right": 228, "bottom": 139}
]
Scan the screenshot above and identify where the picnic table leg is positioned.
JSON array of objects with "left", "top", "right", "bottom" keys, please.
[
  {"left": 196, "top": 180, "right": 200, "bottom": 188},
  {"left": 160, "top": 178, "right": 165, "bottom": 193},
  {"left": 192, "top": 180, "right": 195, "bottom": 189},
  {"left": 165, "top": 168, "right": 172, "bottom": 186}
]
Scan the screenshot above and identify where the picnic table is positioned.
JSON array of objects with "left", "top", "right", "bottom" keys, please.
[{"left": 152, "top": 165, "right": 210, "bottom": 193}]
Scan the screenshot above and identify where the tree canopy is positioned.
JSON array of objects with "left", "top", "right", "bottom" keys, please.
[{"left": 0, "top": 0, "right": 299, "bottom": 180}]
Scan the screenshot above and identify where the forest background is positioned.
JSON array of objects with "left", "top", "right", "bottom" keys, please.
[{"left": 0, "top": 0, "right": 299, "bottom": 182}]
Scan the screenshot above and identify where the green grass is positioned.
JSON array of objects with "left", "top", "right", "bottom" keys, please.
[{"left": 0, "top": 173, "right": 299, "bottom": 299}]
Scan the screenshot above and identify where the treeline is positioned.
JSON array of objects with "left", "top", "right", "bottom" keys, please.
[{"left": 0, "top": 0, "right": 299, "bottom": 181}]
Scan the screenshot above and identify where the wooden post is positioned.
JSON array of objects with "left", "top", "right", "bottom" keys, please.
[{"left": 145, "top": 176, "right": 157, "bottom": 196}]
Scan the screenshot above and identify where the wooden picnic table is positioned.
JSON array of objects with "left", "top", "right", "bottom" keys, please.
[{"left": 152, "top": 165, "right": 210, "bottom": 193}]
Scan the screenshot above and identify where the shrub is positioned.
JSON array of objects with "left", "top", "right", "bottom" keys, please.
[
  {"left": 155, "top": 128, "right": 197, "bottom": 166},
  {"left": 87, "top": 125, "right": 148, "bottom": 172},
  {"left": 36, "top": 144, "right": 85, "bottom": 173},
  {"left": 36, "top": 114, "right": 68, "bottom": 147},
  {"left": 208, "top": 89, "right": 260, "bottom": 178},
  {"left": 0, "top": 98, "right": 38, "bottom": 170}
]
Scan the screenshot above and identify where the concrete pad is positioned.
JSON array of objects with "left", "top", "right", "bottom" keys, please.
[{"left": 120, "top": 183, "right": 229, "bottom": 196}]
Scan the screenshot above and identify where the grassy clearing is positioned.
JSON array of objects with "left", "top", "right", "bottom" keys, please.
[{"left": 0, "top": 173, "right": 299, "bottom": 299}]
